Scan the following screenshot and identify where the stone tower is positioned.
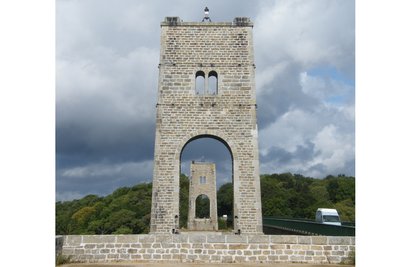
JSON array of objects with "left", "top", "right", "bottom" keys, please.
[
  {"left": 188, "top": 162, "right": 218, "bottom": 231},
  {"left": 150, "top": 17, "right": 263, "bottom": 234}
]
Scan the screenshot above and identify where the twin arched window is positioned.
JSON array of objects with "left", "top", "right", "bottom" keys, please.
[
  {"left": 195, "top": 71, "right": 218, "bottom": 95},
  {"left": 199, "top": 176, "right": 206, "bottom": 184}
]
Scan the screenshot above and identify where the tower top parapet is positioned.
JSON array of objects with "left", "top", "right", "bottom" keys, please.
[{"left": 161, "top": 16, "right": 253, "bottom": 27}]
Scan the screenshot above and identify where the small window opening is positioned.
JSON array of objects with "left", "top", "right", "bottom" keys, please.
[
  {"left": 208, "top": 71, "right": 218, "bottom": 95},
  {"left": 195, "top": 71, "right": 205, "bottom": 95},
  {"left": 199, "top": 176, "right": 206, "bottom": 184}
]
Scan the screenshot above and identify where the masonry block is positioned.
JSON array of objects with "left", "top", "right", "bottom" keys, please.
[
  {"left": 226, "top": 234, "right": 247, "bottom": 243},
  {"left": 189, "top": 235, "right": 206, "bottom": 243},
  {"left": 311, "top": 236, "right": 327, "bottom": 245},
  {"left": 271, "top": 235, "right": 297, "bottom": 244},
  {"left": 207, "top": 234, "right": 225, "bottom": 243},
  {"left": 82, "top": 235, "right": 115, "bottom": 244},
  {"left": 248, "top": 235, "right": 269, "bottom": 243},
  {"left": 298, "top": 236, "right": 311, "bottom": 244},
  {"left": 328, "top": 236, "right": 351, "bottom": 245},
  {"left": 116, "top": 235, "right": 139, "bottom": 243},
  {"left": 138, "top": 235, "right": 155, "bottom": 243},
  {"left": 229, "top": 244, "right": 248, "bottom": 250},
  {"left": 64, "top": 235, "right": 82, "bottom": 246}
]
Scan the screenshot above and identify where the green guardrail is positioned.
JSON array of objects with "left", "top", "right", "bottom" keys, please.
[{"left": 263, "top": 217, "right": 355, "bottom": 236}]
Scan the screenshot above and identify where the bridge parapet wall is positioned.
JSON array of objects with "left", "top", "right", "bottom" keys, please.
[{"left": 61, "top": 234, "right": 355, "bottom": 264}]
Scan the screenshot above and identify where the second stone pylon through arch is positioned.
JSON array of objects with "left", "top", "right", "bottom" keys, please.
[{"left": 187, "top": 161, "right": 218, "bottom": 231}]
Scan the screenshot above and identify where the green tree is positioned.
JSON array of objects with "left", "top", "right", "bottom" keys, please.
[
  {"left": 196, "top": 194, "right": 210, "bottom": 218},
  {"left": 217, "top": 183, "right": 233, "bottom": 217},
  {"left": 179, "top": 174, "right": 189, "bottom": 228},
  {"left": 56, "top": 173, "right": 355, "bottom": 235}
]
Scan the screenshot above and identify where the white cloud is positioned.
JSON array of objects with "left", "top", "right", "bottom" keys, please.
[
  {"left": 259, "top": 108, "right": 319, "bottom": 155},
  {"left": 254, "top": 0, "right": 354, "bottom": 76},
  {"left": 310, "top": 124, "right": 354, "bottom": 174},
  {"left": 259, "top": 104, "right": 354, "bottom": 178},
  {"left": 57, "top": 160, "right": 154, "bottom": 201},
  {"left": 60, "top": 160, "right": 153, "bottom": 179},
  {"left": 256, "top": 61, "right": 290, "bottom": 92},
  {"left": 254, "top": 0, "right": 354, "bottom": 178},
  {"left": 57, "top": 45, "right": 159, "bottom": 123},
  {"left": 56, "top": 191, "right": 86, "bottom": 202},
  {"left": 300, "top": 71, "right": 354, "bottom": 104}
]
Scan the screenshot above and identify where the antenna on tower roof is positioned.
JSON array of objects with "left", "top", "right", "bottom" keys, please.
[{"left": 202, "top": 7, "right": 212, "bottom": 22}]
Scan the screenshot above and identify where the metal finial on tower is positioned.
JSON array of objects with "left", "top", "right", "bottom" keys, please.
[{"left": 202, "top": 6, "right": 211, "bottom": 22}]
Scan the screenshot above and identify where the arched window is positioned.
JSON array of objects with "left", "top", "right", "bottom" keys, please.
[
  {"left": 208, "top": 71, "right": 218, "bottom": 95},
  {"left": 195, "top": 71, "right": 205, "bottom": 95},
  {"left": 195, "top": 194, "right": 210, "bottom": 218}
]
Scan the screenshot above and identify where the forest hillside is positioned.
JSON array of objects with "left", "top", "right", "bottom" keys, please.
[{"left": 56, "top": 173, "right": 355, "bottom": 235}]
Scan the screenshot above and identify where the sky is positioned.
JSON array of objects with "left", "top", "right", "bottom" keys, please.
[{"left": 56, "top": 0, "right": 355, "bottom": 201}]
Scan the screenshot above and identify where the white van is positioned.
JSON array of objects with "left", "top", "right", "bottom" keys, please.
[{"left": 315, "top": 208, "right": 341, "bottom": 226}]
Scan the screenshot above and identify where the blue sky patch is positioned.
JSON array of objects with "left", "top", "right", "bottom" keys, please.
[{"left": 308, "top": 66, "right": 355, "bottom": 87}]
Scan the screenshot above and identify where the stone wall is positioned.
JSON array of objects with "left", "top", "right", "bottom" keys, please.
[{"left": 61, "top": 234, "right": 355, "bottom": 264}]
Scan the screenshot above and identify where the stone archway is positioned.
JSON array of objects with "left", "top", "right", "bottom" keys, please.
[{"left": 177, "top": 132, "right": 235, "bottom": 232}]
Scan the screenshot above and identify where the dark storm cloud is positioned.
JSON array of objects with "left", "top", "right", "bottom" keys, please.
[
  {"left": 56, "top": 119, "right": 155, "bottom": 168},
  {"left": 264, "top": 141, "right": 317, "bottom": 165},
  {"left": 256, "top": 63, "right": 319, "bottom": 128}
]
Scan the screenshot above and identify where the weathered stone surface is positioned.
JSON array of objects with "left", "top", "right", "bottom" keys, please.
[
  {"left": 61, "top": 248, "right": 74, "bottom": 255},
  {"left": 248, "top": 235, "right": 269, "bottom": 243},
  {"left": 222, "top": 255, "right": 233, "bottom": 263},
  {"left": 57, "top": 234, "right": 347, "bottom": 264},
  {"left": 116, "top": 235, "right": 138, "bottom": 243},
  {"left": 328, "top": 236, "right": 351, "bottom": 245},
  {"left": 172, "top": 234, "right": 188, "bottom": 243},
  {"left": 213, "top": 244, "right": 228, "bottom": 250},
  {"left": 192, "top": 243, "right": 203, "bottom": 249},
  {"left": 82, "top": 235, "right": 115, "bottom": 244},
  {"left": 207, "top": 234, "right": 225, "bottom": 243},
  {"left": 271, "top": 235, "right": 297, "bottom": 244},
  {"left": 149, "top": 17, "right": 263, "bottom": 235},
  {"left": 228, "top": 244, "right": 248, "bottom": 250},
  {"left": 189, "top": 235, "right": 206, "bottom": 243},
  {"left": 138, "top": 235, "right": 155, "bottom": 243},
  {"left": 64, "top": 235, "right": 82, "bottom": 246},
  {"left": 311, "top": 245, "right": 323, "bottom": 250},
  {"left": 311, "top": 236, "right": 327, "bottom": 245},
  {"left": 155, "top": 234, "right": 173, "bottom": 243},
  {"left": 270, "top": 244, "right": 286, "bottom": 250},
  {"left": 226, "top": 234, "right": 247, "bottom": 243},
  {"left": 290, "top": 255, "right": 305, "bottom": 262},
  {"left": 234, "top": 256, "right": 246, "bottom": 262},
  {"left": 298, "top": 236, "right": 311, "bottom": 244}
]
